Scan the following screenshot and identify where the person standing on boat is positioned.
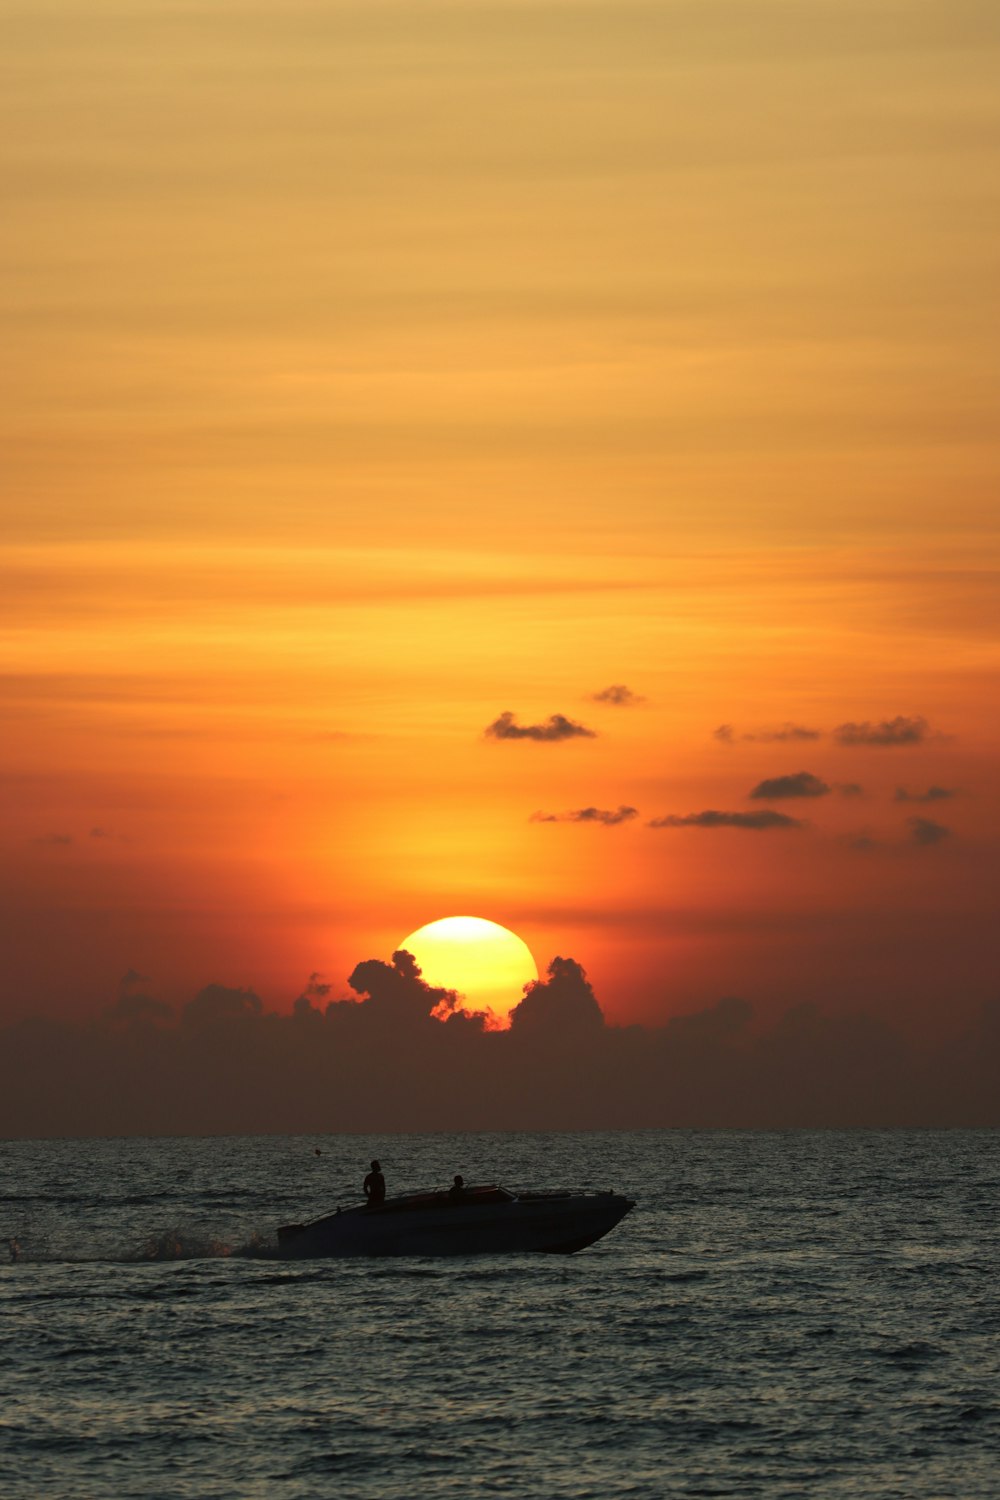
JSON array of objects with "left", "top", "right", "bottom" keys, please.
[{"left": 363, "top": 1160, "right": 385, "bottom": 1207}]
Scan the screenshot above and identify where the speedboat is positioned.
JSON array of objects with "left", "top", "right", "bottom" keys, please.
[{"left": 276, "top": 1184, "right": 634, "bottom": 1258}]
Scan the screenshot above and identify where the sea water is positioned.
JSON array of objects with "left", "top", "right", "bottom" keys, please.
[{"left": 1, "top": 1130, "right": 997, "bottom": 1499}]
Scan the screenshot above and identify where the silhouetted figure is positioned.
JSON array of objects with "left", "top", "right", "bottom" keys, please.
[
  {"left": 449, "top": 1174, "right": 466, "bottom": 1203},
  {"left": 363, "top": 1159, "right": 385, "bottom": 1207}
]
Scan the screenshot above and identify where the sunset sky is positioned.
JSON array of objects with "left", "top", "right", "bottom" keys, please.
[{"left": 4, "top": 0, "right": 999, "bottom": 1051}]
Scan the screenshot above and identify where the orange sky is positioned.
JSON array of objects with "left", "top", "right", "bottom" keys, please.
[{"left": 3, "top": 1, "right": 999, "bottom": 1043}]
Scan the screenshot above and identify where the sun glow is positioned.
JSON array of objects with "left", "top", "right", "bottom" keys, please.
[{"left": 398, "top": 916, "right": 538, "bottom": 1028}]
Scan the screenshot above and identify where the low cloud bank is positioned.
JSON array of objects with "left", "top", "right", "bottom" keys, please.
[{"left": 1, "top": 953, "right": 997, "bottom": 1137}]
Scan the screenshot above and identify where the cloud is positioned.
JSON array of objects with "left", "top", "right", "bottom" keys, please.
[
  {"left": 665, "top": 995, "right": 753, "bottom": 1047},
  {"left": 908, "top": 816, "right": 951, "bottom": 847},
  {"left": 842, "top": 831, "right": 879, "bottom": 853},
  {"left": 648, "top": 809, "right": 804, "bottom": 830},
  {"left": 485, "top": 710, "right": 596, "bottom": 742},
  {"left": 531, "top": 805, "right": 638, "bottom": 826},
  {"left": 509, "top": 956, "right": 604, "bottom": 1037},
  {"left": 749, "top": 771, "right": 830, "bottom": 800},
  {"left": 294, "top": 971, "right": 332, "bottom": 1014},
  {"left": 183, "top": 983, "right": 262, "bottom": 1027},
  {"left": 32, "top": 829, "right": 130, "bottom": 846},
  {"left": 3, "top": 953, "right": 1000, "bottom": 1135},
  {"left": 838, "top": 783, "right": 865, "bottom": 797},
  {"left": 590, "top": 684, "right": 643, "bottom": 706},
  {"left": 103, "top": 967, "right": 172, "bottom": 1027},
  {"left": 346, "top": 949, "right": 460, "bottom": 1025},
  {"left": 895, "top": 786, "right": 957, "bottom": 803},
  {"left": 105, "top": 991, "right": 173, "bottom": 1026},
  {"left": 747, "top": 723, "right": 821, "bottom": 742},
  {"left": 714, "top": 723, "right": 820, "bottom": 743},
  {"left": 834, "top": 715, "right": 929, "bottom": 747}
]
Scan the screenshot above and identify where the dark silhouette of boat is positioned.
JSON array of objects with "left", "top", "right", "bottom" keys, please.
[{"left": 276, "top": 1184, "right": 634, "bottom": 1258}]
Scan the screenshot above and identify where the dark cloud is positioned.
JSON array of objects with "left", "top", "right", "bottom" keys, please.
[
  {"left": 531, "top": 805, "right": 638, "bottom": 826},
  {"left": 105, "top": 991, "right": 173, "bottom": 1026},
  {"left": 294, "top": 971, "right": 332, "bottom": 1015},
  {"left": 32, "top": 833, "right": 73, "bottom": 846},
  {"left": 183, "top": 983, "right": 262, "bottom": 1027},
  {"left": 346, "top": 949, "right": 460, "bottom": 1025},
  {"left": 103, "top": 967, "right": 171, "bottom": 1026},
  {"left": 509, "top": 956, "right": 604, "bottom": 1037},
  {"left": 648, "top": 809, "right": 803, "bottom": 830},
  {"left": 908, "top": 816, "right": 951, "bottom": 847},
  {"left": 834, "top": 715, "right": 929, "bottom": 747},
  {"left": 714, "top": 723, "right": 820, "bottom": 744},
  {"left": 842, "top": 831, "right": 879, "bottom": 853},
  {"left": 837, "top": 783, "right": 865, "bottom": 797},
  {"left": 895, "top": 786, "right": 957, "bottom": 803},
  {"left": 746, "top": 724, "right": 821, "bottom": 743},
  {"left": 88, "top": 825, "right": 131, "bottom": 844},
  {"left": 485, "top": 710, "right": 596, "bottom": 742},
  {"left": 749, "top": 771, "right": 830, "bottom": 800},
  {"left": 590, "top": 684, "right": 643, "bottom": 706},
  {"left": 665, "top": 995, "right": 753, "bottom": 1047}
]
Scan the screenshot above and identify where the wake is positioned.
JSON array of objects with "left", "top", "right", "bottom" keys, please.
[{"left": 6, "top": 1227, "right": 281, "bottom": 1264}]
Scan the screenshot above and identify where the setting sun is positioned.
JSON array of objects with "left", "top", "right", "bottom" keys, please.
[{"left": 398, "top": 916, "right": 538, "bottom": 1028}]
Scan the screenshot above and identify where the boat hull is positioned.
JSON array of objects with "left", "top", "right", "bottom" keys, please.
[{"left": 277, "top": 1191, "right": 634, "bottom": 1259}]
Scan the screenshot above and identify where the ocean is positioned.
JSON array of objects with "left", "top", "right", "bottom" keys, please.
[{"left": 1, "top": 1130, "right": 997, "bottom": 1498}]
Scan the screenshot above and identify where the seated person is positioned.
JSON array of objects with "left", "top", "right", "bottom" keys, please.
[{"left": 449, "top": 1174, "right": 466, "bottom": 1202}]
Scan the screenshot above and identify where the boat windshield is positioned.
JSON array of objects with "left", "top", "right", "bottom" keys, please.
[{"left": 376, "top": 1184, "right": 514, "bottom": 1213}]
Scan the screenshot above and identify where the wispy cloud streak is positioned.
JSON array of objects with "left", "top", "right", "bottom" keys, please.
[
  {"left": 531, "top": 805, "right": 638, "bottom": 826},
  {"left": 648, "top": 809, "right": 803, "bottom": 830}
]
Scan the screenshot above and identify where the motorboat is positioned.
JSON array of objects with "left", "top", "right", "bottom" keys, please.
[{"left": 276, "top": 1183, "right": 634, "bottom": 1258}]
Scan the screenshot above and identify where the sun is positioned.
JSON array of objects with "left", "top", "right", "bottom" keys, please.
[{"left": 397, "top": 916, "right": 538, "bottom": 1028}]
